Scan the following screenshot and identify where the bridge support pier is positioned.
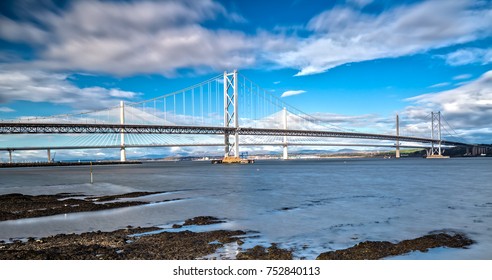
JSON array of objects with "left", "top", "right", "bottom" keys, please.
[
  {"left": 120, "top": 148, "right": 126, "bottom": 162},
  {"left": 8, "top": 149, "right": 12, "bottom": 164},
  {"left": 47, "top": 149, "right": 51, "bottom": 162},
  {"left": 473, "top": 146, "right": 488, "bottom": 156},
  {"left": 395, "top": 114, "right": 400, "bottom": 159},
  {"left": 120, "top": 101, "right": 127, "bottom": 162},
  {"left": 224, "top": 134, "right": 230, "bottom": 158}
]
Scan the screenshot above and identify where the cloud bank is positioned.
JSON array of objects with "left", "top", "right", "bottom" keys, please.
[
  {"left": 1, "top": 0, "right": 490, "bottom": 77},
  {"left": 405, "top": 70, "right": 492, "bottom": 143},
  {"left": 0, "top": 70, "right": 139, "bottom": 109},
  {"left": 272, "top": 0, "right": 492, "bottom": 76},
  {"left": 0, "top": 0, "right": 256, "bottom": 76}
]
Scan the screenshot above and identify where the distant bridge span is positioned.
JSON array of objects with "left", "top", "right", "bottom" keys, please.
[
  {"left": 0, "top": 143, "right": 438, "bottom": 152},
  {"left": 0, "top": 122, "right": 469, "bottom": 147}
]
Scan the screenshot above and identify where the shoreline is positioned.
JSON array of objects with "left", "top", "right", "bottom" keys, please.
[
  {"left": 0, "top": 192, "right": 475, "bottom": 260},
  {"left": 0, "top": 192, "right": 168, "bottom": 221},
  {"left": 0, "top": 160, "right": 142, "bottom": 168},
  {"left": 2, "top": 155, "right": 489, "bottom": 169}
]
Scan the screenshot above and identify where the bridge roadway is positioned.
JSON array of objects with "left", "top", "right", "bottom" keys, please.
[
  {"left": 0, "top": 122, "right": 469, "bottom": 147},
  {"left": 0, "top": 143, "right": 437, "bottom": 152}
]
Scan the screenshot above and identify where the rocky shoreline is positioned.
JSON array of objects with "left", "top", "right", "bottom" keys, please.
[
  {"left": 0, "top": 192, "right": 475, "bottom": 260},
  {"left": 0, "top": 226, "right": 246, "bottom": 260},
  {"left": 316, "top": 232, "right": 474, "bottom": 260},
  {"left": 0, "top": 192, "right": 169, "bottom": 221}
]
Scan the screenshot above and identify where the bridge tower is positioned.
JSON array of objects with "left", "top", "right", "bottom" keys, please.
[
  {"left": 428, "top": 111, "right": 448, "bottom": 158},
  {"left": 283, "top": 107, "right": 288, "bottom": 160},
  {"left": 431, "top": 111, "right": 441, "bottom": 156},
  {"left": 120, "top": 101, "right": 127, "bottom": 162},
  {"left": 223, "top": 70, "right": 239, "bottom": 160}
]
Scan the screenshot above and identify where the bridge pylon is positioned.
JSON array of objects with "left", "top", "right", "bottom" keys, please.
[
  {"left": 120, "top": 101, "right": 127, "bottom": 162},
  {"left": 223, "top": 70, "right": 240, "bottom": 160},
  {"left": 427, "top": 111, "right": 449, "bottom": 159},
  {"left": 283, "top": 107, "right": 288, "bottom": 160}
]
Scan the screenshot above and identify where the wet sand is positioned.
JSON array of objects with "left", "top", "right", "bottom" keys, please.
[{"left": 0, "top": 192, "right": 475, "bottom": 260}]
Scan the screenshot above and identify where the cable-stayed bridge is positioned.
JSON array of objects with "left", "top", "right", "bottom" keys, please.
[{"left": 0, "top": 70, "right": 479, "bottom": 163}]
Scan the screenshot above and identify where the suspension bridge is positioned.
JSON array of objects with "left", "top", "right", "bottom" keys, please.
[{"left": 0, "top": 70, "right": 483, "bottom": 163}]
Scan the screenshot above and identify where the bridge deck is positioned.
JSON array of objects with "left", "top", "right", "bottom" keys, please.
[{"left": 0, "top": 122, "right": 469, "bottom": 147}]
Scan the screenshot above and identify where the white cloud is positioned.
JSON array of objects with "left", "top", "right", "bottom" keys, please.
[
  {"left": 310, "top": 112, "right": 393, "bottom": 133},
  {"left": 269, "top": 0, "right": 492, "bottom": 76},
  {"left": 0, "top": 0, "right": 257, "bottom": 77},
  {"left": 0, "top": 0, "right": 490, "bottom": 78},
  {"left": 442, "top": 48, "right": 492, "bottom": 66},
  {"left": 347, "top": 0, "right": 373, "bottom": 8},
  {"left": 404, "top": 70, "right": 492, "bottom": 142},
  {"left": 0, "top": 16, "right": 48, "bottom": 44},
  {"left": 453, "top": 74, "right": 472, "bottom": 80},
  {"left": 281, "top": 90, "right": 306, "bottom": 97},
  {"left": 0, "top": 106, "right": 15, "bottom": 112},
  {"left": 429, "top": 82, "right": 451, "bottom": 88},
  {"left": 407, "top": 70, "right": 492, "bottom": 115},
  {"left": 0, "top": 70, "right": 139, "bottom": 110}
]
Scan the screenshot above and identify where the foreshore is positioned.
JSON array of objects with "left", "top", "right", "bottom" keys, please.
[{"left": 0, "top": 192, "right": 475, "bottom": 260}]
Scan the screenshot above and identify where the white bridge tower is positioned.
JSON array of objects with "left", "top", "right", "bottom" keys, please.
[
  {"left": 223, "top": 70, "right": 240, "bottom": 160},
  {"left": 427, "top": 111, "right": 448, "bottom": 159}
]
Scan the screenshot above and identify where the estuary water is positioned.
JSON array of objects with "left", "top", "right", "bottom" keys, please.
[{"left": 0, "top": 158, "right": 491, "bottom": 260}]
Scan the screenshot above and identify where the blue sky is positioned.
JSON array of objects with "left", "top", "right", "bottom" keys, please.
[{"left": 0, "top": 0, "right": 491, "bottom": 156}]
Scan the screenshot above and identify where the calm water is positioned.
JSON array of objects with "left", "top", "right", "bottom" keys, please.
[{"left": 0, "top": 158, "right": 491, "bottom": 259}]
